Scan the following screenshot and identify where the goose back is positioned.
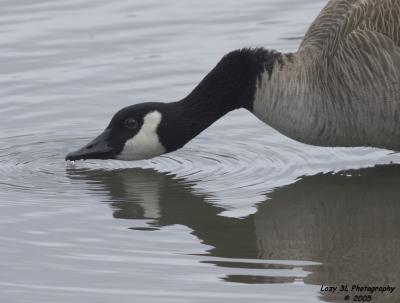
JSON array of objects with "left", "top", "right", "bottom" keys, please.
[
  {"left": 299, "top": 0, "right": 400, "bottom": 56},
  {"left": 253, "top": 0, "right": 400, "bottom": 151}
]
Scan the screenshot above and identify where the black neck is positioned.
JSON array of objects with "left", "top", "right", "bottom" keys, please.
[{"left": 159, "top": 48, "right": 281, "bottom": 152}]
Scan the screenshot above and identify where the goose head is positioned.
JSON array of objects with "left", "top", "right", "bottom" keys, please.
[
  {"left": 66, "top": 102, "right": 173, "bottom": 161},
  {"left": 66, "top": 48, "right": 281, "bottom": 161}
]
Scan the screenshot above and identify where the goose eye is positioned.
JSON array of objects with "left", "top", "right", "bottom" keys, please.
[{"left": 124, "top": 118, "right": 138, "bottom": 130}]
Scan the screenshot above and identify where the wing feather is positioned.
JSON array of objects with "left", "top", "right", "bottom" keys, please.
[{"left": 299, "top": 0, "right": 400, "bottom": 57}]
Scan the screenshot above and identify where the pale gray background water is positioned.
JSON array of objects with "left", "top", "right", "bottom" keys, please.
[{"left": 1, "top": 1, "right": 399, "bottom": 302}]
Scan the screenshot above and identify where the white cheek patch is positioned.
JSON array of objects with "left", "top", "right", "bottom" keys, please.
[{"left": 118, "top": 111, "right": 166, "bottom": 160}]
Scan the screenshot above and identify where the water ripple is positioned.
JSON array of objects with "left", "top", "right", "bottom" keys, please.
[{"left": 1, "top": 117, "right": 399, "bottom": 216}]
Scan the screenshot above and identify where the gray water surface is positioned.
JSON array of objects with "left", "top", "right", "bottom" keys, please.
[{"left": 1, "top": 1, "right": 400, "bottom": 302}]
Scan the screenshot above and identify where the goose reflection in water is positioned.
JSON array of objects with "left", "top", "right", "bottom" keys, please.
[{"left": 67, "top": 165, "right": 400, "bottom": 302}]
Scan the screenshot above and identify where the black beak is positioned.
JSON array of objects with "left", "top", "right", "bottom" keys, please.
[{"left": 66, "top": 129, "right": 114, "bottom": 161}]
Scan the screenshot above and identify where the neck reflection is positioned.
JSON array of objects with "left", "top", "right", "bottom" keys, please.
[{"left": 67, "top": 164, "right": 400, "bottom": 300}]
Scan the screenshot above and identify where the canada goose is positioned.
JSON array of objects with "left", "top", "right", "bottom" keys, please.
[{"left": 66, "top": 0, "right": 400, "bottom": 162}]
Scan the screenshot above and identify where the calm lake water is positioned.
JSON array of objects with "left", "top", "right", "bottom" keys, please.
[{"left": 1, "top": 0, "right": 400, "bottom": 302}]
